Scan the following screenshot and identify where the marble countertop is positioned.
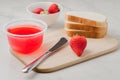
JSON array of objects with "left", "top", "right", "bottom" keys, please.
[{"left": 0, "top": 0, "right": 120, "bottom": 80}]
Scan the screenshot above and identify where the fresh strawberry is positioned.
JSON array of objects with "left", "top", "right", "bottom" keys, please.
[
  {"left": 33, "top": 8, "right": 44, "bottom": 14},
  {"left": 48, "top": 3, "right": 60, "bottom": 14},
  {"left": 70, "top": 36, "right": 87, "bottom": 56}
]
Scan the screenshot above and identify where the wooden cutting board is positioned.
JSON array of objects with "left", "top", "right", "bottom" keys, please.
[{"left": 11, "top": 29, "right": 119, "bottom": 73}]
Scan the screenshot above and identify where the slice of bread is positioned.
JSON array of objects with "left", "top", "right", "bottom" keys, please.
[
  {"left": 65, "top": 28, "right": 107, "bottom": 38},
  {"left": 66, "top": 11, "right": 107, "bottom": 27},
  {"left": 65, "top": 21, "right": 108, "bottom": 32}
]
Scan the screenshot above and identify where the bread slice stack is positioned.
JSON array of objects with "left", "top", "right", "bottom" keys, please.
[{"left": 64, "top": 11, "right": 108, "bottom": 38}]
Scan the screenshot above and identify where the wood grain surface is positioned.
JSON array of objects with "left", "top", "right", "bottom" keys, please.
[{"left": 11, "top": 29, "right": 119, "bottom": 73}]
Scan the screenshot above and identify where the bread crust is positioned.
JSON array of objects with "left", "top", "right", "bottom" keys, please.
[
  {"left": 65, "top": 28, "right": 107, "bottom": 38},
  {"left": 65, "top": 22, "right": 108, "bottom": 32},
  {"left": 66, "top": 15, "right": 107, "bottom": 27}
]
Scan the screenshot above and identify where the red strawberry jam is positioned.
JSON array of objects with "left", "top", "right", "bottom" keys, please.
[{"left": 7, "top": 24, "right": 43, "bottom": 54}]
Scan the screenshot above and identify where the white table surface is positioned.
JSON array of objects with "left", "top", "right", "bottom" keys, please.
[{"left": 0, "top": 0, "right": 120, "bottom": 80}]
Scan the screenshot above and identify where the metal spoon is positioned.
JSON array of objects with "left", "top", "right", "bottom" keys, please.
[{"left": 22, "top": 37, "right": 68, "bottom": 73}]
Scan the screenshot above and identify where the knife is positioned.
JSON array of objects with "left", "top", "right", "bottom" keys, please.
[{"left": 22, "top": 37, "right": 68, "bottom": 73}]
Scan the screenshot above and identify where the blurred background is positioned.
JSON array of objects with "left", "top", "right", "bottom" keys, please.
[
  {"left": 0, "top": 0, "right": 120, "bottom": 37},
  {"left": 0, "top": 0, "right": 120, "bottom": 80}
]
